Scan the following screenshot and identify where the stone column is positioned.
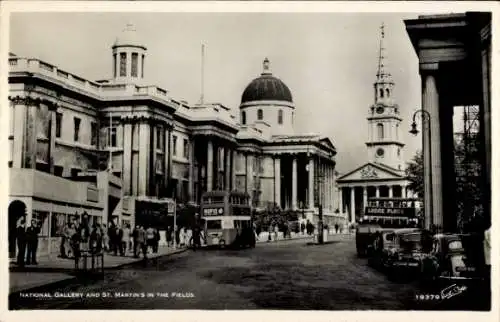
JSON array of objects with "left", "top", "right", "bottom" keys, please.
[
  {"left": 362, "top": 186, "right": 368, "bottom": 211},
  {"left": 388, "top": 185, "right": 393, "bottom": 198},
  {"left": 350, "top": 187, "right": 356, "bottom": 223},
  {"left": 166, "top": 126, "right": 172, "bottom": 196},
  {"left": 308, "top": 157, "right": 314, "bottom": 210},
  {"left": 122, "top": 122, "right": 133, "bottom": 195},
  {"left": 11, "top": 98, "right": 27, "bottom": 168},
  {"left": 206, "top": 139, "right": 213, "bottom": 192},
  {"left": 231, "top": 150, "right": 237, "bottom": 190},
  {"left": 339, "top": 186, "right": 343, "bottom": 213},
  {"left": 292, "top": 156, "right": 298, "bottom": 210},
  {"left": 225, "top": 146, "right": 231, "bottom": 191},
  {"left": 422, "top": 68, "right": 443, "bottom": 231},
  {"left": 375, "top": 186, "right": 380, "bottom": 198},
  {"left": 246, "top": 154, "right": 254, "bottom": 205},
  {"left": 138, "top": 121, "right": 150, "bottom": 196},
  {"left": 274, "top": 156, "right": 281, "bottom": 208},
  {"left": 188, "top": 138, "right": 195, "bottom": 201}
]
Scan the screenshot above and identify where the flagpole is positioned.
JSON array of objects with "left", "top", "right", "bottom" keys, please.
[{"left": 200, "top": 43, "right": 205, "bottom": 105}]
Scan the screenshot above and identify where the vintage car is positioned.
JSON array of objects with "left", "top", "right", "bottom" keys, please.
[
  {"left": 355, "top": 224, "right": 382, "bottom": 257},
  {"left": 368, "top": 228, "right": 422, "bottom": 272},
  {"left": 421, "top": 234, "right": 482, "bottom": 287},
  {"left": 367, "top": 228, "right": 398, "bottom": 270},
  {"left": 389, "top": 231, "right": 430, "bottom": 278}
]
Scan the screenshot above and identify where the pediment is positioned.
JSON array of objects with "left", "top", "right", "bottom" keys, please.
[{"left": 338, "top": 163, "right": 403, "bottom": 182}]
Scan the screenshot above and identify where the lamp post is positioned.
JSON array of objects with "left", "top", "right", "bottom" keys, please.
[{"left": 409, "top": 109, "right": 433, "bottom": 231}]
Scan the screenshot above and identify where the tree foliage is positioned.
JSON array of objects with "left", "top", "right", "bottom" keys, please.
[{"left": 405, "top": 150, "right": 424, "bottom": 198}]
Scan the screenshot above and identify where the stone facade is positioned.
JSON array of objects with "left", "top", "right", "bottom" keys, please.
[{"left": 8, "top": 24, "right": 340, "bottom": 257}]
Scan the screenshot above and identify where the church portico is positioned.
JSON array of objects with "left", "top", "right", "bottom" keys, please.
[{"left": 339, "top": 179, "right": 412, "bottom": 223}]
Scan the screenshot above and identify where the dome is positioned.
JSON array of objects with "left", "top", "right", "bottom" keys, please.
[
  {"left": 113, "top": 23, "right": 146, "bottom": 49},
  {"left": 241, "top": 58, "right": 293, "bottom": 104}
]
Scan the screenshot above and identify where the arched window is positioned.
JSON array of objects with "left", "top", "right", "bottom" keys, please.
[
  {"left": 241, "top": 111, "right": 246, "bottom": 125},
  {"left": 377, "top": 123, "right": 384, "bottom": 139},
  {"left": 386, "top": 88, "right": 390, "bottom": 97},
  {"left": 379, "top": 88, "right": 384, "bottom": 98},
  {"left": 278, "top": 109, "right": 283, "bottom": 124},
  {"left": 396, "top": 124, "right": 399, "bottom": 140},
  {"left": 257, "top": 109, "right": 263, "bottom": 120}
]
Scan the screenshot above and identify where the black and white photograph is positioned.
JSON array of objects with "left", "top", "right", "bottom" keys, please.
[{"left": 1, "top": 1, "right": 495, "bottom": 316}]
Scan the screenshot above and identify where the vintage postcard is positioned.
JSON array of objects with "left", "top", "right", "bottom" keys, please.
[{"left": 0, "top": 1, "right": 497, "bottom": 322}]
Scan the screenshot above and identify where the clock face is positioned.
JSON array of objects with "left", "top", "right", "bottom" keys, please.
[
  {"left": 376, "top": 106, "right": 384, "bottom": 114},
  {"left": 376, "top": 148, "right": 385, "bottom": 157}
]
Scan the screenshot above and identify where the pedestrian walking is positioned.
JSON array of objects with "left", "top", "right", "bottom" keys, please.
[
  {"left": 274, "top": 224, "right": 279, "bottom": 241},
  {"left": 122, "top": 224, "right": 131, "bottom": 255},
  {"left": 138, "top": 226, "right": 148, "bottom": 259},
  {"left": 153, "top": 228, "right": 160, "bottom": 253},
  {"left": 301, "top": 222, "right": 306, "bottom": 235},
  {"left": 146, "top": 226, "right": 155, "bottom": 253},
  {"left": 16, "top": 217, "right": 27, "bottom": 267},
  {"left": 102, "top": 224, "right": 109, "bottom": 252},
  {"left": 335, "top": 223, "right": 339, "bottom": 234},
  {"left": 166, "top": 226, "right": 173, "bottom": 247},
  {"left": 26, "top": 219, "right": 40, "bottom": 265}
]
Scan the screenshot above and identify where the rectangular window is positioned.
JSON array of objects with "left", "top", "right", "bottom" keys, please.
[
  {"left": 131, "top": 53, "right": 138, "bottom": 77},
  {"left": 113, "top": 54, "right": 117, "bottom": 77},
  {"left": 141, "top": 54, "right": 145, "bottom": 78},
  {"left": 54, "top": 165, "right": 64, "bottom": 177},
  {"left": 120, "top": 52, "right": 127, "bottom": 77},
  {"left": 183, "top": 139, "right": 189, "bottom": 159},
  {"left": 156, "top": 127, "right": 163, "bottom": 150},
  {"left": 90, "top": 122, "right": 97, "bottom": 146},
  {"left": 109, "top": 127, "right": 117, "bottom": 147},
  {"left": 172, "top": 135, "right": 177, "bottom": 156},
  {"left": 32, "top": 211, "right": 49, "bottom": 237},
  {"left": 73, "top": 117, "right": 81, "bottom": 142},
  {"left": 56, "top": 112, "right": 62, "bottom": 138}
]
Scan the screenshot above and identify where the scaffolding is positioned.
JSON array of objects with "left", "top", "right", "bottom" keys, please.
[{"left": 454, "top": 105, "right": 482, "bottom": 233}]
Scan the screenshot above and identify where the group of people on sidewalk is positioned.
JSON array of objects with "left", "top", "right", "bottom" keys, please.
[{"left": 59, "top": 215, "right": 199, "bottom": 260}]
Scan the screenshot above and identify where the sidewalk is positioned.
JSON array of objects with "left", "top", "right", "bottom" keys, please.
[{"left": 9, "top": 245, "right": 187, "bottom": 294}]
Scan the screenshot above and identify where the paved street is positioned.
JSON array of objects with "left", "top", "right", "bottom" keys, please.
[{"left": 11, "top": 235, "right": 432, "bottom": 310}]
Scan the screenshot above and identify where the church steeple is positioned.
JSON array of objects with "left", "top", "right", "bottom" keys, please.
[
  {"left": 373, "top": 22, "right": 395, "bottom": 106},
  {"left": 376, "top": 23, "right": 392, "bottom": 82},
  {"left": 367, "top": 22, "right": 404, "bottom": 171}
]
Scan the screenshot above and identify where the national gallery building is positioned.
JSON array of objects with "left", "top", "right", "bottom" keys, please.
[{"left": 7, "top": 25, "right": 341, "bottom": 255}]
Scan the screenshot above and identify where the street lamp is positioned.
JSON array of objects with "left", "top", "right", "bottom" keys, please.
[{"left": 409, "top": 109, "right": 433, "bottom": 232}]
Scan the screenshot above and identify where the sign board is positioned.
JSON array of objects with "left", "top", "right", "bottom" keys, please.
[
  {"left": 222, "top": 218, "right": 234, "bottom": 229},
  {"left": 365, "top": 207, "right": 416, "bottom": 217},
  {"left": 202, "top": 207, "right": 224, "bottom": 217}
]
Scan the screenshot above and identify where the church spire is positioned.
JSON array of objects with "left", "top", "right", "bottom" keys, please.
[{"left": 376, "top": 22, "right": 392, "bottom": 82}]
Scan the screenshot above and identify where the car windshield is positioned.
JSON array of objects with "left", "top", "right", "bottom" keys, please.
[
  {"left": 448, "top": 240, "right": 463, "bottom": 250},
  {"left": 399, "top": 234, "right": 422, "bottom": 252}
]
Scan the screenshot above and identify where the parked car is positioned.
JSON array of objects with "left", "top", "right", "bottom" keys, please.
[
  {"left": 367, "top": 228, "right": 398, "bottom": 270},
  {"left": 389, "top": 231, "right": 429, "bottom": 279},
  {"left": 421, "top": 233, "right": 483, "bottom": 287},
  {"left": 355, "top": 224, "right": 381, "bottom": 257}
]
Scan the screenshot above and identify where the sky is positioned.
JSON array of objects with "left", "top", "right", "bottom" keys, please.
[{"left": 10, "top": 12, "right": 424, "bottom": 174}]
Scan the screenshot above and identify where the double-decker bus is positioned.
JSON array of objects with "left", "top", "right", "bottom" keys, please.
[
  {"left": 200, "top": 190, "right": 255, "bottom": 248},
  {"left": 356, "top": 197, "right": 422, "bottom": 256},
  {"left": 360, "top": 197, "right": 422, "bottom": 228}
]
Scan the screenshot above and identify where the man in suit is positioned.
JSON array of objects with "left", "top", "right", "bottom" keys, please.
[
  {"left": 26, "top": 219, "right": 41, "bottom": 265},
  {"left": 16, "top": 217, "right": 27, "bottom": 267}
]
